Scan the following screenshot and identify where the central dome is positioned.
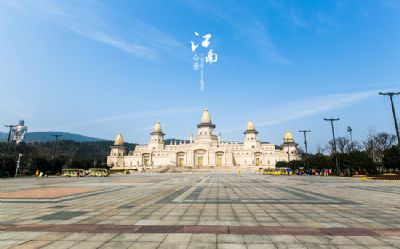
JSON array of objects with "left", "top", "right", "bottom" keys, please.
[
  {"left": 153, "top": 122, "right": 162, "bottom": 132},
  {"left": 201, "top": 109, "right": 212, "bottom": 123},
  {"left": 114, "top": 133, "right": 124, "bottom": 145},
  {"left": 283, "top": 130, "right": 294, "bottom": 143},
  {"left": 247, "top": 120, "right": 255, "bottom": 131}
]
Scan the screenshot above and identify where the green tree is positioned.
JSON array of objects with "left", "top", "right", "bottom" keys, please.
[
  {"left": 31, "top": 157, "right": 50, "bottom": 174},
  {"left": 288, "top": 160, "right": 304, "bottom": 169},
  {"left": 305, "top": 153, "right": 333, "bottom": 169},
  {"left": 275, "top": 161, "right": 288, "bottom": 168},
  {"left": 0, "top": 157, "right": 17, "bottom": 177},
  {"left": 340, "top": 151, "right": 373, "bottom": 175},
  {"left": 382, "top": 146, "right": 400, "bottom": 171}
]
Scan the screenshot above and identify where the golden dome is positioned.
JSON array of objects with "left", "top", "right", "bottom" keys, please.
[
  {"left": 201, "top": 109, "right": 212, "bottom": 123},
  {"left": 153, "top": 121, "right": 162, "bottom": 132},
  {"left": 247, "top": 120, "right": 255, "bottom": 131},
  {"left": 283, "top": 130, "right": 294, "bottom": 143},
  {"left": 114, "top": 133, "right": 124, "bottom": 145}
]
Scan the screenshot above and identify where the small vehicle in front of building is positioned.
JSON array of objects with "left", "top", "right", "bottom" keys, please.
[
  {"left": 263, "top": 168, "right": 293, "bottom": 176},
  {"left": 88, "top": 168, "right": 110, "bottom": 177},
  {"left": 62, "top": 169, "right": 85, "bottom": 177}
]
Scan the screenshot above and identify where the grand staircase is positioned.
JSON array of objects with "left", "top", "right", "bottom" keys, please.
[{"left": 141, "top": 165, "right": 262, "bottom": 174}]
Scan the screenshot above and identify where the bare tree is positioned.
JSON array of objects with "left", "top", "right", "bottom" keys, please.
[
  {"left": 316, "top": 143, "right": 324, "bottom": 154},
  {"left": 363, "top": 128, "right": 376, "bottom": 161},
  {"left": 374, "top": 132, "right": 396, "bottom": 161},
  {"left": 362, "top": 129, "right": 396, "bottom": 162},
  {"left": 326, "top": 137, "right": 350, "bottom": 154},
  {"left": 349, "top": 140, "right": 362, "bottom": 152},
  {"left": 337, "top": 137, "right": 350, "bottom": 153}
]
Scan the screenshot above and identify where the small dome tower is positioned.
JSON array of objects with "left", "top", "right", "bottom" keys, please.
[
  {"left": 108, "top": 132, "right": 126, "bottom": 168},
  {"left": 243, "top": 120, "right": 260, "bottom": 148},
  {"left": 149, "top": 121, "right": 165, "bottom": 150},
  {"left": 195, "top": 109, "right": 218, "bottom": 145},
  {"left": 282, "top": 130, "right": 298, "bottom": 162}
]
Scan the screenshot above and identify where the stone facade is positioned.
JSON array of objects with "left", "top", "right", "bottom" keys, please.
[{"left": 107, "top": 109, "right": 299, "bottom": 170}]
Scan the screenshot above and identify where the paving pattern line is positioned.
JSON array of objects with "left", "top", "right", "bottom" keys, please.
[
  {"left": 174, "top": 186, "right": 198, "bottom": 202},
  {"left": 1, "top": 223, "right": 399, "bottom": 236}
]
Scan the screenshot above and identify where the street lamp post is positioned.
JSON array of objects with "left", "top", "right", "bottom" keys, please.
[
  {"left": 52, "top": 134, "right": 62, "bottom": 174},
  {"left": 347, "top": 126, "right": 353, "bottom": 152},
  {"left": 298, "top": 130, "right": 311, "bottom": 155},
  {"left": 324, "top": 118, "right": 340, "bottom": 174},
  {"left": 299, "top": 130, "right": 311, "bottom": 169},
  {"left": 379, "top": 92, "right": 400, "bottom": 159},
  {"left": 15, "top": 154, "right": 22, "bottom": 177},
  {"left": 1, "top": 125, "right": 16, "bottom": 176}
]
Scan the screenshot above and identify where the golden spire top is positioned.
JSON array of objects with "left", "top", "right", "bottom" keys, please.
[
  {"left": 153, "top": 121, "right": 162, "bottom": 132},
  {"left": 201, "top": 108, "right": 212, "bottom": 123},
  {"left": 283, "top": 130, "right": 294, "bottom": 143},
  {"left": 246, "top": 120, "right": 255, "bottom": 131},
  {"left": 114, "top": 132, "right": 124, "bottom": 145}
]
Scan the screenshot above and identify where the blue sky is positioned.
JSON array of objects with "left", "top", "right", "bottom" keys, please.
[{"left": 1, "top": 0, "right": 400, "bottom": 152}]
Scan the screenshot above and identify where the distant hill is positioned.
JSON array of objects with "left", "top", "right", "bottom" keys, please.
[
  {"left": 0, "top": 132, "right": 6, "bottom": 141},
  {"left": 0, "top": 131, "right": 107, "bottom": 143}
]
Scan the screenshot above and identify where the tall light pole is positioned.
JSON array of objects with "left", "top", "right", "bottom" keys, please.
[
  {"left": 15, "top": 154, "right": 22, "bottom": 177},
  {"left": 324, "top": 118, "right": 340, "bottom": 174},
  {"left": 1, "top": 125, "right": 16, "bottom": 176},
  {"left": 347, "top": 126, "right": 353, "bottom": 152},
  {"left": 379, "top": 92, "right": 400, "bottom": 159},
  {"left": 298, "top": 130, "right": 311, "bottom": 155},
  {"left": 52, "top": 134, "right": 62, "bottom": 174}
]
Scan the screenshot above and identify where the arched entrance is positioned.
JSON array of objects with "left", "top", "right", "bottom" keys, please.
[
  {"left": 254, "top": 152, "right": 262, "bottom": 166},
  {"left": 177, "top": 152, "right": 185, "bottom": 167},
  {"left": 194, "top": 149, "right": 206, "bottom": 167},
  {"left": 142, "top": 153, "right": 150, "bottom": 166},
  {"left": 216, "top": 151, "right": 224, "bottom": 166}
]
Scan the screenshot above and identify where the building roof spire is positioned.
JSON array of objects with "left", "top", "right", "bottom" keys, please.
[
  {"left": 153, "top": 121, "right": 162, "bottom": 133},
  {"left": 201, "top": 108, "right": 212, "bottom": 123},
  {"left": 246, "top": 120, "right": 255, "bottom": 131},
  {"left": 283, "top": 130, "right": 294, "bottom": 143},
  {"left": 114, "top": 132, "right": 124, "bottom": 145}
]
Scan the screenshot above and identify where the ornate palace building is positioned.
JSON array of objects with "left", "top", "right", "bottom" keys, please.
[{"left": 107, "top": 109, "right": 299, "bottom": 170}]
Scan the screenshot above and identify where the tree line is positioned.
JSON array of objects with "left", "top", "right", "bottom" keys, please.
[
  {"left": 276, "top": 130, "right": 399, "bottom": 175},
  {"left": 0, "top": 140, "right": 136, "bottom": 177}
]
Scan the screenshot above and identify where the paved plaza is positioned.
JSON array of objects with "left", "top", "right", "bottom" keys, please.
[{"left": 1, "top": 173, "right": 400, "bottom": 248}]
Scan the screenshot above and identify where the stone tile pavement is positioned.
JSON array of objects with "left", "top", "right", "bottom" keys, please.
[{"left": 1, "top": 173, "right": 400, "bottom": 248}]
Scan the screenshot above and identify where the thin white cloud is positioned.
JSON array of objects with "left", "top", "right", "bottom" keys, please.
[
  {"left": 289, "top": 7, "right": 309, "bottom": 28},
  {"left": 134, "top": 123, "right": 171, "bottom": 132},
  {"left": 5, "top": 0, "right": 184, "bottom": 61},
  {"left": 222, "top": 90, "right": 380, "bottom": 133},
  {"left": 263, "top": 1, "right": 341, "bottom": 35},
  {"left": 184, "top": 0, "right": 289, "bottom": 65},
  {"left": 53, "top": 106, "right": 202, "bottom": 130}
]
